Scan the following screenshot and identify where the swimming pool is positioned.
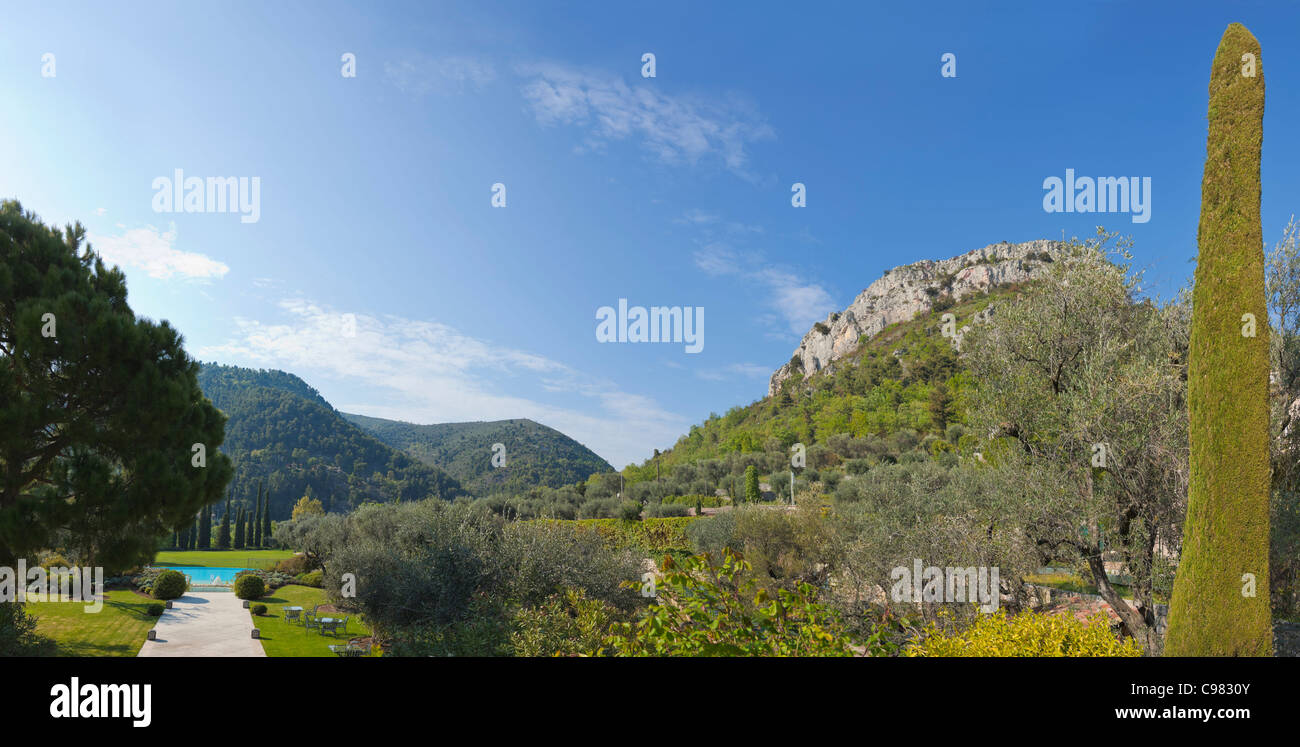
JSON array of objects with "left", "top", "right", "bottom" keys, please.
[{"left": 154, "top": 566, "right": 249, "bottom": 586}]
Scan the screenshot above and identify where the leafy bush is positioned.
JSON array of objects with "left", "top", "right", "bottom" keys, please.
[
  {"left": 906, "top": 611, "right": 1142, "bottom": 657},
  {"left": 617, "top": 500, "right": 642, "bottom": 521},
  {"left": 604, "top": 551, "right": 878, "bottom": 657},
  {"left": 233, "top": 573, "right": 265, "bottom": 600},
  {"left": 146, "top": 603, "right": 165, "bottom": 617},
  {"left": 296, "top": 570, "right": 323, "bottom": 587},
  {"left": 272, "top": 555, "right": 316, "bottom": 574},
  {"left": 645, "top": 502, "right": 690, "bottom": 518},
  {"left": 0, "top": 602, "right": 48, "bottom": 655},
  {"left": 150, "top": 570, "right": 188, "bottom": 600},
  {"left": 251, "top": 603, "right": 268, "bottom": 616},
  {"left": 510, "top": 588, "right": 621, "bottom": 656}
]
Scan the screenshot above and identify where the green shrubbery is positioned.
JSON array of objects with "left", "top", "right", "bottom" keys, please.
[
  {"left": 146, "top": 603, "right": 165, "bottom": 617},
  {"left": 233, "top": 573, "right": 265, "bottom": 600},
  {"left": 906, "top": 611, "right": 1142, "bottom": 657},
  {"left": 150, "top": 570, "right": 188, "bottom": 600},
  {"left": 251, "top": 603, "right": 268, "bottom": 616},
  {"left": 510, "top": 588, "right": 623, "bottom": 657},
  {"left": 296, "top": 570, "right": 323, "bottom": 587},
  {"left": 604, "top": 551, "right": 878, "bottom": 657}
]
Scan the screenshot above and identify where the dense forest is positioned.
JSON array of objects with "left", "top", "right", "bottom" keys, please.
[
  {"left": 342, "top": 414, "right": 612, "bottom": 496},
  {"left": 196, "top": 363, "right": 464, "bottom": 520}
]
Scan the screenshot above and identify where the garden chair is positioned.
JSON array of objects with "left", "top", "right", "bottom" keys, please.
[
  {"left": 284, "top": 608, "right": 302, "bottom": 624},
  {"left": 303, "top": 612, "right": 319, "bottom": 633}
]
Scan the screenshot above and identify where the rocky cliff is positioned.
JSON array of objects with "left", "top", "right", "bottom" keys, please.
[{"left": 768, "top": 239, "right": 1064, "bottom": 396}]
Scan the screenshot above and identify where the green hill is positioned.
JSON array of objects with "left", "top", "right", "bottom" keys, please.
[
  {"left": 341, "top": 413, "right": 613, "bottom": 496},
  {"left": 196, "top": 363, "right": 464, "bottom": 520}
]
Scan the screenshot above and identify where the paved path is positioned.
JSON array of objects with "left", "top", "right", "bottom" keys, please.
[{"left": 137, "top": 592, "right": 266, "bottom": 657}]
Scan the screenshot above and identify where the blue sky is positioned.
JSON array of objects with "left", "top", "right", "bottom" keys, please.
[{"left": 3, "top": 1, "right": 1300, "bottom": 468}]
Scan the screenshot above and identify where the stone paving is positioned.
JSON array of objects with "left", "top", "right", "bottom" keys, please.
[{"left": 137, "top": 592, "right": 266, "bottom": 657}]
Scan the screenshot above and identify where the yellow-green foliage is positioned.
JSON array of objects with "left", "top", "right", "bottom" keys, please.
[
  {"left": 533, "top": 517, "right": 699, "bottom": 552},
  {"left": 906, "top": 611, "right": 1142, "bottom": 657},
  {"left": 1166, "top": 23, "right": 1273, "bottom": 656},
  {"left": 510, "top": 588, "right": 619, "bottom": 657}
]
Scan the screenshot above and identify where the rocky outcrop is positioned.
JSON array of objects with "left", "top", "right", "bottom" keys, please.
[{"left": 768, "top": 239, "right": 1064, "bottom": 396}]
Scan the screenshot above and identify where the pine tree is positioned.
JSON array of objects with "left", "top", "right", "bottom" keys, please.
[
  {"left": 233, "top": 506, "right": 245, "bottom": 549},
  {"left": 198, "top": 506, "right": 211, "bottom": 549},
  {"left": 1166, "top": 23, "right": 1273, "bottom": 656},
  {"left": 218, "top": 500, "right": 231, "bottom": 550}
]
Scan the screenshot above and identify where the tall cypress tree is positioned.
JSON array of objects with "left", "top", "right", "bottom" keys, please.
[
  {"left": 171, "top": 528, "right": 179, "bottom": 550},
  {"left": 188, "top": 516, "right": 198, "bottom": 550},
  {"left": 1166, "top": 23, "right": 1273, "bottom": 656},
  {"left": 263, "top": 493, "right": 273, "bottom": 545},
  {"left": 254, "top": 482, "right": 264, "bottom": 547},
  {"left": 198, "top": 506, "right": 211, "bottom": 549},
  {"left": 218, "top": 499, "right": 231, "bottom": 550},
  {"left": 233, "top": 506, "right": 245, "bottom": 549}
]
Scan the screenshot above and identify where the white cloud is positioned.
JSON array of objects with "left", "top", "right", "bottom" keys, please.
[
  {"left": 88, "top": 225, "right": 229, "bottom": 280},
  {"left": 197, "top": 299, "right": 689, "bottom": 469},
  {"left": 692, "top": 243, "right": 835, "bottom": 336},
  {"left": 94, "top": 207, "right": 106, "bottom": 216},
  {"left": 518, "top": 62, "right": 774, "bottom": 177},
  {"left": 384, "top": 54, "right": 496, "bottom": 95},
  {"left": 696, "top": 362, "right": 770, "bottom": 382}
]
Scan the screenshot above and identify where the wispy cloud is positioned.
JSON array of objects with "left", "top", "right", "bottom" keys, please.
[
  {"left": 89, "top": 225, "right": 229, "bottom": 280},
  {"left": 693, "top": 242, "right": 835, "bottom": 336},
  {"left": 696, "top": 362, "right": 770, "bottom": 382},
  {"left": 197, "top": 299, "right": 688, "bottom": 468},
  {"left": 518, "top": 62, "right": 774, "bottom": 178},
  {"left": 384, "top": 54, "right": 496, "bottom": 95}
]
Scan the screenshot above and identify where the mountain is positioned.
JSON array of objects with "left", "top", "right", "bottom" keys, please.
[
  {"left": 769, "top": 239, "right": 1062, "bottom": 395},
  {"left": 196, "top": 363, "right": 464, "bottom": 520},
  {"left": 341, "top": 413, "right": 614, "bottom": 496},
  {"left": 621, "top": 239, "right": 1063, "bottom": 483}
]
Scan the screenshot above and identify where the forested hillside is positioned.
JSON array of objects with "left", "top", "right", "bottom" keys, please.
[
  {"left": 342, "top": 414, "right": 613, "bottom": 496},
  {"left": 196, "top": 363, "right": 463, "bottom": 519}
]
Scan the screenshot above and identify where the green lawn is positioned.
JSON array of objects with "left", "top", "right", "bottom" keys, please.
[
  {"left": 26, "top": 589, "right": 158, "bottom": 657},
  {"left": 153, "top": 549, "right": 294, "bottom": 569},
  {"left": 250, "top": 584, "right": 375, "bottom": 657}
]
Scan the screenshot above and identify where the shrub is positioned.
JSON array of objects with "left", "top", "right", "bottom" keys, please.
[
  {"left": 617, "top": 500, "right": 642, "bottom": 521},
  {"left": 272, "top": 555, "right": 315, "bottom": 574},
  {"left": 251, "top": 603, "right": 268, "bottom": 616},
  {"left": 150, "top": 570, "right": 188, "bottom": 600},
  {"left": 146, "top": 603, "right": 165, "bottom": 617},
  {"left": 40, "top": 553, "right": 70, "bottom": 570},
  {"left": 233, "top": 574, "right": 265, "bottom": 600},
  {"left": 645, "top": 503, "right": 689, "bottom": 518},
  {"left": 906, "top": 611, "right": 1143, "bottom": 657},
  {"left": 0, "top": 602, "right": 48, "bottom": 655},
  {"left": 510, "top": 588, "right": 621, "bottom": 657},
  {"left": 296, "top": 570, "right": 324, "bottom": 587},
  {"left": 604, "top": 551, "right": 878, "bottom": 657}
]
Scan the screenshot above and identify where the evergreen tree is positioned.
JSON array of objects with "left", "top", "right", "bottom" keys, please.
[
  {"left": 253, "top": 483, "right": 264, "bottom": 547},
  {"left": 234, "top": 506, "right": 245, "bottom": 549},
  {"left": 218, "top": 499, "right": 231, "bottom": 550},
  {"left": 171, "top": 529, "right": 179, "bottom": 550},
  {"left": 188, "top": 517, "right": 198, "bottom": 550},
  {"left": 263, "top": 493, "right": 273, "bottom": 544},
  {"left": 0, "top": 201, "right": 233, "bottom": 568},
  {"left": 744, "top": 465, "right": 760, "bottom": 503},
  {"left": 1166, "top": 23, "right": 1273, "bottom": 656},
  {"left": 198, "top": 507, "right": 211, "bottom": 549}
]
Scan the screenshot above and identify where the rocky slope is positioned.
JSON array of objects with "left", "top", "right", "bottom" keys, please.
[{"left": 769, "top": 239, "right": 1064, "bottom": 396}]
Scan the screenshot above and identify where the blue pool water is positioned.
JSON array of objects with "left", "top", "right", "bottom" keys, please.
[{"left": 155, "top": 566, "right": 249, "bottom": 585}]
